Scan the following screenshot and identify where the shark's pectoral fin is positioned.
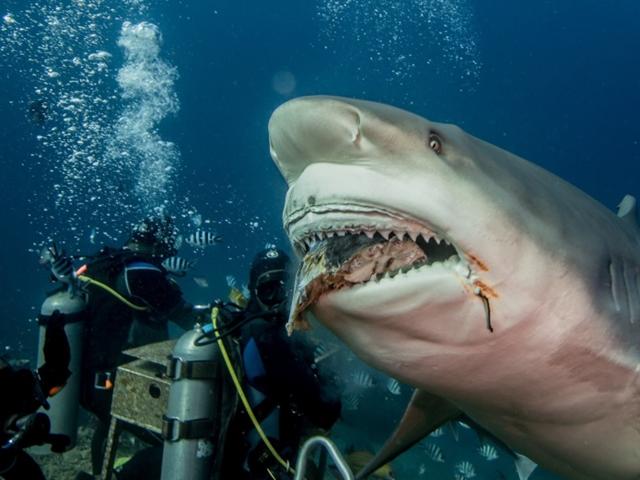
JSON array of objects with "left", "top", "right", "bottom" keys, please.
[
  {"left": 354, "top": 389, "right": 460, "bottom": 480},
  {"left": 617, "top": 194, "right": 638, "bottom": 228}
]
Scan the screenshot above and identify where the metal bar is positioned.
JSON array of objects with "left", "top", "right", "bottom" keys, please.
[{"left": 294, "top": 436, "right": 354, "bottom": 480}]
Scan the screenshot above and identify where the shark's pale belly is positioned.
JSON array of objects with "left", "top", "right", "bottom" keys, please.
[{"left": 317, "top": 302, "right": 640, "bottom": 480}]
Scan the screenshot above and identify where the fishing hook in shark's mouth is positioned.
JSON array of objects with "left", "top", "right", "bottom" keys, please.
[{"left": 287, "top": 220, "right": 494, "bottom": 333}]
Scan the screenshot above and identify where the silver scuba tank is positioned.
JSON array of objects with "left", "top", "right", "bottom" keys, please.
[
  {"left": 34, "top": 289, "right": 87, "bottom": 452},
  {"left": 161, "top": 324, "right": 238, "bottom": 480}
]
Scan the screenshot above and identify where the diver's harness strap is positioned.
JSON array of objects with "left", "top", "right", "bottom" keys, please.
[
  {"left": 161, "top": 416, "right": 216, "bottom": 442},
  {"left": 165, "top": 356, "right": 219, "bottom": 381},
  {"left": 210, "top": 303, "right": 295, "bottom": 476},
  {"left": 37, "top": 309, "right": 86, "bottom": 326}
]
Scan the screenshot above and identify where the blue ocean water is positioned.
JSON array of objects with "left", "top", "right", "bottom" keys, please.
[{"left": 0, "top": 1, "right": 638, "bottom": 479}]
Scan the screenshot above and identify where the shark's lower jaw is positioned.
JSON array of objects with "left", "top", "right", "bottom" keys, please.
[{"left": 286, "top": 211, "right": 477, "bottom": 331}]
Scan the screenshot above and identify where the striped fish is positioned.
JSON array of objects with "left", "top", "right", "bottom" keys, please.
[
  {"left": 424, "top": 443, "right": 445, "bottom": 463},
  {"left": 185, "top": 230, "right": 223, "bottom": 247},
  {"left": 386, "top": 377, "right": 402, "bottom": 395},
  {"left": 161, "top": 256, "right": 194, "bottom": 275},
  {"left": 455, "top": 461, "right": 476, "bottom": 479}
]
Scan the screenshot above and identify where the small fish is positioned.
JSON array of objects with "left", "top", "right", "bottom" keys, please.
[
  {"left": 226, "top": 275, "right": 237, "bottom": 288},
  {"left": 228, "top": 286, "right": 248, "bottom": 307},
  {"left": 342, "top": 392, "right": 361, "bottom": 411},
  {"left": 193, "top": 276, "right": 209, "bottom": 288},
  {"left": 352, "top": 369, "right": 374, "bottom": 388},
  {"left": 161, "top": 256, "right": 194, "bottom": 275},
  {"left": 424, "top": 443, "right": 445, "bottom": 463},
  {"left": 185, "top": 230, "right": 222, "bottom": 247},
  {"left": 386, "top": 378, "right": 402, "bottom": 395},
  {"left": 89, "top": 228, "right": 97, "bottom": 244},
  {"left": 478, "top": 443, "right": 499, "bottom": 461},
  {"left": 313, "top": 342, "right": 339, "bottom": 363},
  {"left": 418, "top": 464, "right": 426, "bottom": 476},
  {"left": 429, "top": 426, "right": 444, "bottom": 438},
  {"left": 458, "top": 420, "right": 472, "bottom": 429},
  {"left": 455, "top": 461, "right": 476, "bottom": 479}
]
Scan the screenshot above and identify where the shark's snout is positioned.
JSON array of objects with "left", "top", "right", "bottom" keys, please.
[{"left": 268, "top": 96, "right": 364, "bottom": 184}]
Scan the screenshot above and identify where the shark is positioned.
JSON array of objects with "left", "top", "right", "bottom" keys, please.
[{"left": 268, "top": 96, "right": 640, "bottom": 480}]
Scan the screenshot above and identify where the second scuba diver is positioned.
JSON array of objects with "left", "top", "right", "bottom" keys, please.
[
  {"left": 220, "top": 248, "right": 342, "bottom": 479},
  {"left": 46, "top": 215, "right": 209, "bottom": 478}
]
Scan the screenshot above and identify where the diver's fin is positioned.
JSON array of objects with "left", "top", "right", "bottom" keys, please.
[
  {"left": 514, "top": 452, "right": 538, "bottom": 480},
  {"left": 617, "top": 194, "right": 639, "bottom": 228},
  {"left": 354, "top": 389, "right": 460, "bottom": 480}
]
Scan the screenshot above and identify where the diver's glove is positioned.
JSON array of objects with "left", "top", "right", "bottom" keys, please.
[
  {"left": 2, "top": 413, "right": 70, "bottom": 453},
  {"left": 37, "top": 310, "right": 71, "bottom": 397},
  {"left": 46, "top": 243, "right": 75, "bottom": 285}
]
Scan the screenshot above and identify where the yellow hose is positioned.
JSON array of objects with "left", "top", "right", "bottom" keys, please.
[
  {"left": 77, "top": 274, "right": 148, "bottom": 311},
  {"left": 211, "top": 306, "right": 295, "bottom": 475}
]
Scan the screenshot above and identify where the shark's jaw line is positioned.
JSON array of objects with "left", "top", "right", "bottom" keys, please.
[{"left": 285, "top": 204, "right": 493, "bottom": 333}]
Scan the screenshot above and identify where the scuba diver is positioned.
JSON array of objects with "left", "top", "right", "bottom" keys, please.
[
  {"left": 46, "top": 215, "right": 207, "bottom": 478},
  {"left": 219, "top": 247, "right": 342, "bottom": 480},
  {"left": 0, "top": 312, "right": 71, "bottom": 479}
]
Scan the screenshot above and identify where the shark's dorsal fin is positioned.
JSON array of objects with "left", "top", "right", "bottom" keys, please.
[{"left": 617, "top": 194, "right": 638, "bottom": 228}]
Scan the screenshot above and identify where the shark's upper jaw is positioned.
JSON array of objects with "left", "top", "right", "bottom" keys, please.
[{"left": 284, "top": 205, "right": 483, "bottom": 334}]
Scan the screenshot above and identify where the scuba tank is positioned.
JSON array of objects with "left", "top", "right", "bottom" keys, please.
[
  {"left": 161, "top": 324, "right": 237, "bottom": 480},
  {"left": 33, "top": 289, "right": 87, "bottom": 452}
]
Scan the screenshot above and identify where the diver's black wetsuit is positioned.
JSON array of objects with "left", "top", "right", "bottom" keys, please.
[
  {"left": 221, "top": 308, "right": 342, "bottom": 480},
  {"left": 80, "top": 247, "right": 196, "bottom": 474}
]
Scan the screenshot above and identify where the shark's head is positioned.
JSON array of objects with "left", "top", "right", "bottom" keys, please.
[{"left": 268, "top": 96, "right": 626, "bottom": 373}]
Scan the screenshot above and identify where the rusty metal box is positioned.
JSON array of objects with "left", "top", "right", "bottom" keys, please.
[{"left": 110, "top": 340, "right": 175, "bottom": 433}]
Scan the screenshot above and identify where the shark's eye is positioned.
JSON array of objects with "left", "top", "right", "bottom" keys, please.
[{"left": 428, "top": 133, "right": 442, "bottom": 154}]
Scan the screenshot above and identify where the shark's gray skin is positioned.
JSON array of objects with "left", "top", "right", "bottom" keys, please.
[{"left": 268, "top": 96, "right": 640, "bottom": 480}]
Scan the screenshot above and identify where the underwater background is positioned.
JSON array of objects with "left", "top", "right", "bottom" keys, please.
[{"left": 1, "top": 1, "right": 639, "bottom": 478}]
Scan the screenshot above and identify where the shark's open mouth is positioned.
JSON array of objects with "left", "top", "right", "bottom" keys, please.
[{"left": 288, "top": 224, "right": 465, "bottom": 331}]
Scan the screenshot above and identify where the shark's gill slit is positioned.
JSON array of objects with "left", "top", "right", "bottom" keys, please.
[
  {"left": 623, "top": 265, "right": 637, "bottom": 323},
  {"left": 609, "top": 261, "right": 622, "bottom": 313}
]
